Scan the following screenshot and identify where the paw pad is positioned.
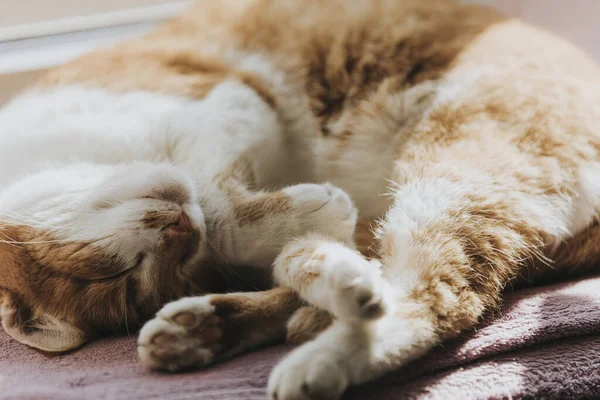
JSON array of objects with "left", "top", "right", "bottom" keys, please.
[
  {"left": 172, "top": 312, "right": 198, "bottom": 327},
  {"left": 152, "top": 332, "right": 177, "bottom": 346}
]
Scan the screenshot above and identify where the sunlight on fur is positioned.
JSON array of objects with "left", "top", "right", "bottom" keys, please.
[{"left": 1, "top": 0, "right": 599, "bottom": 399}]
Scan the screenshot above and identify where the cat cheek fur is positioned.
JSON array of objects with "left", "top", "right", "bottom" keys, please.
[{"left": 0, "top": 164, "right": 208, "bottom": 351}]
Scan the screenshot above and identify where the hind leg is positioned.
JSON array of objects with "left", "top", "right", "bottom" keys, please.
[{"left": 268, "top": 153, "right": 581, "bottom": 399}]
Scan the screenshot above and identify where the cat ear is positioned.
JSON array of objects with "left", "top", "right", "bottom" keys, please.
[{"left": 1, "top": 291, "right": 86, "bottom": 352}]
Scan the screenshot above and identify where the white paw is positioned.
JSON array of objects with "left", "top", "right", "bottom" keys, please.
[
  {"left": 138, "top": 296, "right": 221, "bottom": 371},
  {"left": 284, "top": 183, "right": 357, "bottom": 243},
  {"left": 268, "top": 344, "right": 349, "bottom": 400},
  {"left": 313, "top": 243, "right": 389, "bottom": 321}
]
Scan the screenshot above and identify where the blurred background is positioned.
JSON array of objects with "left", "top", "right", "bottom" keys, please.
[{"left": 0, "top": 0, "right": 599, "bottom": 106}]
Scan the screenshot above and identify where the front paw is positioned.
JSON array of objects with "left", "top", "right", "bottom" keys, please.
[
  {"left": 138, "top": 289, "right": 296, "bottom": 371},
  {"left": 284, "top": 183, "right": 357, "bottom": 243},
  {"left": 268, "top": 344, "right": 349, "bottom": 400},
  {"left": 138, "top": 296, "right": 222, "bottom": 371}
]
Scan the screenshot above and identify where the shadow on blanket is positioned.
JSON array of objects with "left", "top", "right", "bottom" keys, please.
[{"left": 347, "top": 275, "right": 600, "bottom": 399}]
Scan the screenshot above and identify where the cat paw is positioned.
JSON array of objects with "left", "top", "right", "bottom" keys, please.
[
  {"left": 314, "top": 242, "right": 389, "bottom": 321},
  {"left": 138, "top": 296, "right": 222, "bottom": 371},
  {"left": 275, "top": 239, "right": 390, "bottom": 322},
  {"left": 268, "top": 344, "right": 349, "bottom": 400},
  {"left": 283, "top": 183, "right": 357, "bottom": 243}
]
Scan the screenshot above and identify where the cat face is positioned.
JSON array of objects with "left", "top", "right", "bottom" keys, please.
[{"left": 0, "top": 162, "right": 207, "bottom": 351}]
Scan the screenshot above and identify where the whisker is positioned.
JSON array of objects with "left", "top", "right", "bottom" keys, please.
[
  {"left": 122, "top": 293, "right": 131, "bottom": 340},
  {"left": 130, "top": 305, "right": 142, "bottom": 329},
  {"left": 0, "top": 240, "right": 64, "bottom": 244},
  {"left": 0, "top": 230, "right": 65, "bottom": 245},
  {"left": 0, "top": 231, "right": 20, "bottom": 247},
  {"left": 2, "top": 210, "right": 61, "bottom": 228}
]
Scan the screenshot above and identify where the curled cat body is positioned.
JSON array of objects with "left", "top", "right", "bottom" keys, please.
[{"left": 1, "top": 0, "right": 599, "bottom": 398}]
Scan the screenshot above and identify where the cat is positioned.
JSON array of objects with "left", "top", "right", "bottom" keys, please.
[{"left": 1, "top": 0, "right": 600, "bottom": 399}]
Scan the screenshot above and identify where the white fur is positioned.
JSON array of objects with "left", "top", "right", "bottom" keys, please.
[
  {"left": 0, "top": 71, "right": 370, "bottom": 356},
  {"left": 0, "top": 80, "right": 282, "bottom": 190},
  {"left": 268, "top": 165, "right": 591, "bottom": 398},
  {"left": 274, "top": 236, "right": 393, "bottom": 321},
  {"left": 0, "top": 87, "right": 184, "bottom": 188},
  {"left": 210, "top": 183, "right": 359, "bottom": 268},
  {"left": 313, "top": 82, "right": 437, "bottom": 219},
  {"left": 0, "top": 78, "right": 288, "bottom": 307},
  {"left": 269, "top": 314, "right": 435, "bottom": 400}
]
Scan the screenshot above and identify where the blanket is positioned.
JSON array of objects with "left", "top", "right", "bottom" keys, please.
[{"left": 1, "top": 274, "right": 599, "bottom": 400}]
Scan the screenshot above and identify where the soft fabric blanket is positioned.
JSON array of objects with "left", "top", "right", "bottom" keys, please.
[{"left": 1, "top": 274, "right": 599, "bottom": 400}]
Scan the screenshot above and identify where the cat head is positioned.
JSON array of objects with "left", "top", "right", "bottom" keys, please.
[{"left": 0, "top": 162, "right": 208, "bottom": 352}]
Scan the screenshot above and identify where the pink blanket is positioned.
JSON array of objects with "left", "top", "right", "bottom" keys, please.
[{"left": 1, "top": 275, "right": 599, "bottom": 399}]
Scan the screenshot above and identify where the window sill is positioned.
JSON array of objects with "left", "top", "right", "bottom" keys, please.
[{"left": 0, "top": 1, "right": 191, "bottom": 106}]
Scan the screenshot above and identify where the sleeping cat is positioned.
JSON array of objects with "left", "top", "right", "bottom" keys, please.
[{"left": 1, "top": 0, "right": 600, "bottom": 398}]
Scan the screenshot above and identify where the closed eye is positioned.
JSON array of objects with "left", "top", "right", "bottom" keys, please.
[
  {"left": 84, "top": 253, "right": 146, "bottom": 282},
  {"left": 134, "top": 252, "right": 146, "bottom": 268}
]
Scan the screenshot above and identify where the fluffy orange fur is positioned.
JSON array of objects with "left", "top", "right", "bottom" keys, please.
[{"left": 2, "top": 0, "right": 600, "bottom": 398}]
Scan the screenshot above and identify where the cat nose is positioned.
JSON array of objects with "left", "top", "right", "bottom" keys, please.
[{"left": 164, "top": 212, "right": 192, "bottom": 234}]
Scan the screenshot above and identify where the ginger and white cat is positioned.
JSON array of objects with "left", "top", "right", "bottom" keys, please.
[{"left": 1, "top": 0, "right": 600, "bottom": 399}]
